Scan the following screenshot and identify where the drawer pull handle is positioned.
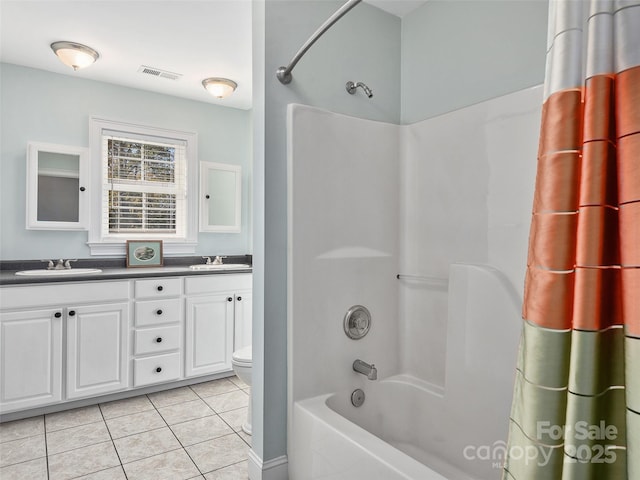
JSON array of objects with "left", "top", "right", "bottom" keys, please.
[
  {"left": 157, "top": 285, "right": 164, "bottom": 292},
  {"left": 156, "top": 367, "right": 162, "bottom": 373},
  {"left": 54, "top": 312, "right": 62, "bottom": 318},
  {"left": 156, "top": 309, "right": 163, "bottom": 315},
  {"left": 68, "top": 310, "right": 76, "bottom": 316},
  {"left": 237, "top": 296, "right": 242, "bottom": 301},
  {"left": 227, "top": 297, "right": 233, "bottom": 302},
  {"left": 156, "top": 337, "right": 163, "bottom": 343}
]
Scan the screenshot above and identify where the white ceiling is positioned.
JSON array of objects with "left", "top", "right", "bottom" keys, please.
[
  {"left": 0, "top": 1, "right": 426, "bottom": 111},
  {"left": 0, "top": 0, "right": 254, "bottom": 110}
]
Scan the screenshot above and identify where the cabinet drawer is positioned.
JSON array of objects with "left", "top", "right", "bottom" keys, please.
[
  {"left": 135, "top": 298, "right": 182, "bottom": 327},
  {"left": 133, "top": 352, "right": 181, "bottom": 387},
  {"left": 135, "top": 278, "right": 182, "bottom": 299},
  {"left": 134, "top": 325, "right": 180, "bottom": 355},
  {"left": 184, "top": 273, "right": 251, "bottom": 296}
]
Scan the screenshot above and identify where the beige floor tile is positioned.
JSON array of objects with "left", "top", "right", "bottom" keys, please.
[
  {"left": 0, "top": 433, "right": 45, "bottom": 467},
  {"left": 227, "top": 376, "right": 248, "bottom": 389},
  {"left": 185, "top": 434, "right": 248, "bottom": 474},
  {"left": 218, "top": 408, "right": 248, "bottom": 432},
  {"left": 105, "top": 409, "right": 166, "bottom": 439},
  {"left": 204, "top": 461, "right": 248, "bottom": 480},
  {"left": 48, "top": 441, "right": 120, "bottom": 480},
  {"left": 100, "top": 395, "right": 154, "bottom": 419},
  {"left": 46, "top": 405, "right": 103, "bottom": 432},
  {"left": 0, "top": 457, "right": 48, "bottom": 480},
  {"left": 113, "top": 427, "right": 181, "bottom": 464},
  {"left": 149, "top": 387, "right": 199, "bottom": 408},
  {"left": 123, "top": 448, "right": 200, "bottom": 480},
  {"left": 157, "top": 398, "right": 214, "bottom": 425},
  {"left": 202, "top": 390, "right": 249, "bottom": 414},
  {"left": 74, "top": 465, "right": 128, "bottom": 479},
  {"left": 190, "top": 378, "right": 239, "bottom": 398},
  {"left": 46, "top": 420, "right": 111, "bottom": 455},
  {"left": 0, "top": 416, "right": 44, "bottom": 443},
  {"left": 170, "top": 415, "right": 234, "bottom": 446}
]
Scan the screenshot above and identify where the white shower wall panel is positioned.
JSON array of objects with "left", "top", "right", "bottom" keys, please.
[
  {"left": 399, "top": 85, "right": 543, "bottom": 386},
  {"left": 287, "top": 104, "right": 401, "bottom": 406}
]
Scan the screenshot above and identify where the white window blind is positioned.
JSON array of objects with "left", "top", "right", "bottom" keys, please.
[{"left": 101, "top": 134, "right": 187, "bottom": 238}]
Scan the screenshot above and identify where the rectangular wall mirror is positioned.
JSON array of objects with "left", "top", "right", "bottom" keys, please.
[
  {"left": 26, "top": 142, "right": 89, "bottom": 230},
  {"left": 199, "top": 161, "right": 241, "bottom": 233}
]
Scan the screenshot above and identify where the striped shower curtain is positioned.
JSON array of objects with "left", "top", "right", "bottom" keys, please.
[{"left": 503, "top": 1, "right": 639, "bottom": 479}]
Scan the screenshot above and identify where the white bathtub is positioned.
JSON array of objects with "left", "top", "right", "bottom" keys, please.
[{"left": 290, "top": 374, "right": 485, "bottom": 480}]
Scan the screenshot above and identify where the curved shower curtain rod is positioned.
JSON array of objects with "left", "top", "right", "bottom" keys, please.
[{"left": 276, "top": 0, "right": 363, "bottom": 84}]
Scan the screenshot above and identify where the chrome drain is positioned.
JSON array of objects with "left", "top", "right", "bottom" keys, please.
[{"left": 351, "top": 388, "right": 365, "bottom": 407}]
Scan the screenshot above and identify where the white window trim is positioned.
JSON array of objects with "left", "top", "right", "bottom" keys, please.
[{"left": 88, "top": 116, "right": 198, "bottom": 256}]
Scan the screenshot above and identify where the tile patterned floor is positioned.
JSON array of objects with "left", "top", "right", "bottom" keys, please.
[{"left": 0, "top": 376, "right": 251, "bottom": 480}]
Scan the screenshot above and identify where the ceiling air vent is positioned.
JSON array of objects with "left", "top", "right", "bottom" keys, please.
[{"left": 137, "top": 65, "right": 182, "bottom": 81}]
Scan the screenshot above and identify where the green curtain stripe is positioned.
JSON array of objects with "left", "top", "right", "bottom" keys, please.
[
  {"left": 568, "top": 328, "right": 625, "bottom": 395},
  {"left": 518, "top": 320, "right": 572, "bottom": 389},
  {"left": 510, "top": 371, "right": 568, "bottom": 446},
  {"left": 560, "top": 447, "right": 627, "bottom": 480},
  {"left": 564, "top": 388, "right": 627, "bottom": 448},
  {"left": 626, "top": 337, "right": 640, "bottom": 413},
  {"left": 503, "top": 420, "right": 565, "bottom": 479}
]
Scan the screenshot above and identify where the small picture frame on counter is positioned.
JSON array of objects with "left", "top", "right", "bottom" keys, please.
[{"left": 126, "top": 240, "right": 164, "bottom": 268}]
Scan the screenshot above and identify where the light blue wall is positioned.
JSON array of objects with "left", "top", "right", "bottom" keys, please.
[
  {"left": 401, "top": 0, "right": 548, "bottom": 123},
  {"left": 0, "top": 63, "right": 252, "bottom": 260},
  {"left": 256, "top": 0, "right": 401, "bottom": 466}
]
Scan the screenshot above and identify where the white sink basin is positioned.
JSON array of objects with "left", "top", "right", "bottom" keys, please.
[
  {"left": 15, "top": 268, "right": 103, "bottom": 276},
  {"left": 189, "top": 264, "right": 251, "bottom": 271}
]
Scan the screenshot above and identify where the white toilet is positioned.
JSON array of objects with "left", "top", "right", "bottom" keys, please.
[{"left": 232, "top": 345, "right": 252, "bottom": 435}]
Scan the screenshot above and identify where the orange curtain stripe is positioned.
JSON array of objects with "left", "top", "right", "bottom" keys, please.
[
  {"left": 618, "top": 134, "right": 640, "bottom": 204},
  {"left": 583, "top": 75, "right": 616, "bottom": 142},
  {"left": 538, "top": 90, "right": 584, "bottom": 156},
  {"left": 573, "top": 267, "right": 622, "bottom": 331},
  {"left": 575, "top": 206, "right": 620, "bottom": 266},
  {"left": 533, "top": 151, "right": 581, "bottom": 212},
  {"left": 523, "top": 268, "right": 574, "bottom": 329},
  {"left": 528, "top": 213, "right": 578, "bottom": 270},
  {"left": 616, "top": 66, "right": 640, "bottom": 138},
  {"left": 580, "top": 141, "right": 618, "bottom": 207}
]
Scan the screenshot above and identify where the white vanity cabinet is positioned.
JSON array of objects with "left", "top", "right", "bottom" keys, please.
[
  {"left": 184, "top": 274, "right": 251, "bottom": 377},
  {"left": 0, "top": 308, "right": 63, "bottom": 412},
  {"left": 0, "top": 281, "right": 130, "bottom": 413},
  {"left": 66, "top": 302, "right": 129, "bottom": 400},
  {"left": 132, "top": 278, "right": 183, "bottom": 387}
]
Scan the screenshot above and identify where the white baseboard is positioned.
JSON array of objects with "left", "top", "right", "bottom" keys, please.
[{"left": 248, "top": 449, "right": 288, "bottom": 480}]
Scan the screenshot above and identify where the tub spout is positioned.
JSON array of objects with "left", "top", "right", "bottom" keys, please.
[{"left": 353, "top": 359, "right": 377, "bottom": 380}]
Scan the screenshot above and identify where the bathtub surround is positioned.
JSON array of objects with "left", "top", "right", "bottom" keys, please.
[
  {"left": 257, "top": 1, "right": 548, "bottom": 476},
  {"left": 288, "top": 83, "right": 541, "bottom": 478},
  {"left": 503, "top": 2, "right": 640, "bottom": 479}
]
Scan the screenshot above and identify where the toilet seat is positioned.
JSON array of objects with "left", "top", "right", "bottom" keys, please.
[{"left": 232, "top": 345, "right": 252, "bottom": 365}]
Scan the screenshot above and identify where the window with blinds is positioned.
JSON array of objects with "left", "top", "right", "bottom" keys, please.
[{"left": 103, "top": 135, "right": 187, "bottom": 237}]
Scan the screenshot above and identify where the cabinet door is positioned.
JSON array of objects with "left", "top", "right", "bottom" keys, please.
[
  {"left": 0, "top": 309, "right": 63, "bottom": 413},
  {"left": 185, "top": 294, "right": 234, "bottom": 377},
  {"left": 234, "top": 291, "right": 252, "bottom": 351},
  {"left": 66, "top": 302, "right": 129, "bottom": 400}
]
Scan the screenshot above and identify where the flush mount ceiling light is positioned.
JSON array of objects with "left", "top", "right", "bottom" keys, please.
[
  {"left": 202, "top": 78, "right": 237, "bottom": 98},
  {"left": 50, "top": 41, "right": 99, "bottom": 71}
]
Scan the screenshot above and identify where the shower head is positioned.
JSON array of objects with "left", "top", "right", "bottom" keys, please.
[{"left": 346, "top": 81, "right": 373, "bottom": 98}]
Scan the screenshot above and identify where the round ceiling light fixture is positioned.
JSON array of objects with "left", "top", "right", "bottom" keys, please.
[
  {"left": 51, "top": 41, "right": 99, "bottom": 71},
  {"left": 202, "top": 77, "right": 237, "bottom": 99}
]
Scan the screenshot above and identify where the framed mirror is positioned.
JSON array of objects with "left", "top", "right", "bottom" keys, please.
[
  {"left": 199, "top": 161, "right": 241, "bottom": 233},
  {"left": 26, "top": 142, "right": 89, "bottom": 230}
]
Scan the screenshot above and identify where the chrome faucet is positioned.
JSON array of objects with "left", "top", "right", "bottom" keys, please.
[
  {"left": 353, "top": 359, "right": 377, "bottom": 380},
  {"left": 212, "top": 256, "right": 224, "bottom": 265},
  {"left": 46, "top": 259, "right": 77, "bottom": 270}
]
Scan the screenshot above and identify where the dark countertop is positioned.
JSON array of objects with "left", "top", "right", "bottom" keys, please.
[{"left": 0, "top": 255, "right": 252, "bottom": 286}]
